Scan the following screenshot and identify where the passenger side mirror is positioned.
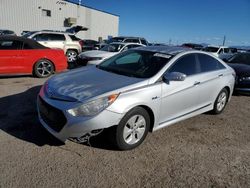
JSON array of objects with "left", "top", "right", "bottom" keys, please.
[{"left": 163, "top": 72, "right": 186, "bottom": 83}]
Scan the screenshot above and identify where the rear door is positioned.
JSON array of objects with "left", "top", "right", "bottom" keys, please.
[
  {"left": 0, "top": 40, "right": 23, "bottom": 74},
  {"left": 196, "top": 53, "right": 227, "bottom": 106},
  {"left": 47, "top": 34, "right": 66, "bottom": 50}
]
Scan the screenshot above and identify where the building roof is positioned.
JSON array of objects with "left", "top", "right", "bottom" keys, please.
[{"left": 64, "top": 0, "right": 120, "bottom": 17}]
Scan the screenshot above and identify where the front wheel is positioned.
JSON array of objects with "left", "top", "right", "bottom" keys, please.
[
  {"left": 113, "top": 107, "right": 150, "bottom": 150},
  {"left": 33, "top": 59, "right": 54, "bottom": 78},
  {"left": 211, "top": 88, "right": 229, "bottom": 114}
]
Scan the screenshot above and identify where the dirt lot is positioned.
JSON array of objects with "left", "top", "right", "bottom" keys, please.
[{"left": 0, "top": 75, "right": 250, "bottom": 188}]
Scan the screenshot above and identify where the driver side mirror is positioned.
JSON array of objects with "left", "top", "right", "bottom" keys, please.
[{"left": 163, "top": 72, "right": 187, "bottom": 83}]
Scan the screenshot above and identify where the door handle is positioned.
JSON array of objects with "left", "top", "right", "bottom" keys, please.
[
  {"left": 218, "top": 74, "right": 223, "bottom": 77},
  {"left": 194, "top": 81, "right": 200, "bottom": 86}
]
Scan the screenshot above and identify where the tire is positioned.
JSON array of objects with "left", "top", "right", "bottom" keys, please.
[
  {"left": 66, "top": 50, "right": 78, "bottom": 63},
  {"left": 33, "top": 59, "right": 54, "bottom": 78},
  {"left": 211, "top": 88, "right": 229, "bottom": 114},
  {"left": 113, "top": 107, "right": 150, "bottom": 150}
]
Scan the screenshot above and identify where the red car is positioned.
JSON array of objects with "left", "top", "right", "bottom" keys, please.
[{"left": 0, "top": 36, "right": 67, "bottom": 78}]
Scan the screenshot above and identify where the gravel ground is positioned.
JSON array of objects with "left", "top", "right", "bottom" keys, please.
[{"left": 0, "top": 75, "right": 250, "bottom": 188}]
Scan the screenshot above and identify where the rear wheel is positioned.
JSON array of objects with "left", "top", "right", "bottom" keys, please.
[
  {"left": 33, "top": 59, "right": 54, "bottom": 78},
  {"left": 66, "top": 50, "right": 78, "bottom": 63},
  {"left": 211, "top": 88, "right": 229, "bottom": 114},
  {"left": 113, "top": 107, "right": 150, "bottom": 150}
]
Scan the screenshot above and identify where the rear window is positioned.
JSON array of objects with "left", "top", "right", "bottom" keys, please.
[{"left": 69, "top": 35, "right": 81, "bottom": 41}]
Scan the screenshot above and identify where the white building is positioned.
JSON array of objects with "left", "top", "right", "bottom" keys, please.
[{"left": 0, "top": 0, "right": 119, "bottom": 40}]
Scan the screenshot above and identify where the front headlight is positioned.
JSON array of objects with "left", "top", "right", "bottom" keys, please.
[{"left": 67, "top": 94, "right": 119, "bottom": 117}]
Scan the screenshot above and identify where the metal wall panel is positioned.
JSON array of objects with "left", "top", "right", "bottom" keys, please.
[{"left": 0, "top": 0, "right": 119, "bottom": 40}]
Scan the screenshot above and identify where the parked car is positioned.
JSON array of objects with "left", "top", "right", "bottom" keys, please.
[
  {"left": 78, "top": 42, "right": 144, "bottom": 65},
  {"left": 181, "top": 43, "right": 203, "bottom": 50},
  {"left": 80, "top": 39, "right": 99, "bottom": 51},
  {"left": 0, "top": 29, "right": 16, "bottom": 36},
  {"left": 0, "top": 36, "right": 67, "bottom": 78},
  {"left": 203, "top": 45, "right": 237, "bottom": 59},
  {"left": 23, "top": 30, "right": 82, "bottom": 63},
  {"left": 37, "top": 46, "right": 235, "bottom": 150},
  {"left": 225, "top": 52, "right": 250, "bottom": 93},
  {"left": 107, "top": 36, "right": 149, "bottom": 46},
  {"left": 151, "top": 43, "right": 168, "bottom": 46}
]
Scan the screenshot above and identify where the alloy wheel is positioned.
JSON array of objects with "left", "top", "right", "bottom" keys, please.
[{"left": 123, "top": 115, "right": 146, "bottom": 145}]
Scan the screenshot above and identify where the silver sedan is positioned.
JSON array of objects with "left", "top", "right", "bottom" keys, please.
[{"left": 37, "top": 46, "right": 235, "bottom": 150}]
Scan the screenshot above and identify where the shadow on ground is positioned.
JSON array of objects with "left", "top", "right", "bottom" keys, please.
[
  {"left": 0, "top": 85, "right": 118, "bottom": 150},
  {"left": 0, "top": 85, "right": 63, "bottom": 146}
]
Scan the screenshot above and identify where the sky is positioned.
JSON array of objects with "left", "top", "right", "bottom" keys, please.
[{"left": 68, "top": 0, "right": 250, "bottom": 46}]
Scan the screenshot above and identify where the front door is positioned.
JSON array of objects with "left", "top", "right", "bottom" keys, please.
[{"left": 158, "top": 54, "right": 202, "bottom": 125}]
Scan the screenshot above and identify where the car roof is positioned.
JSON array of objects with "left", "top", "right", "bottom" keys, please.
[
  {"left": 0, "top": 36, "right": 48, "bottom": 49},
  {"left": 135, "top": 46, "right": 192, "bottom": 55},
  {"left": 27, "top": 30, "right": 73, "bottom": 35},
  {"left": 113, "top": 36, "right": 146, "bottom": 39},
  {"left": 207, "top": 45, "right": 229, "bottom": 48},
  {"left": 110, "top": 42, "right": 143, "bottom": 45}
]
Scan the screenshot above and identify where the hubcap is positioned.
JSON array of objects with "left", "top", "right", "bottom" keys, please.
[
  {"left": 67, "top": 51, "right": 77, "bottom": 62},
  {"left": 217, "top": 92, "right": 227, "bottom": 111},
  {"left": 37, "top": 61, "right": 52, "bottom": 77},
  {"left": 123, "top": 115, "right": 146, "bottom": 145}
]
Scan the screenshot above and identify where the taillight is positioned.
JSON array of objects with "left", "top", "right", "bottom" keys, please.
[{"left": 79, "top": 40, "right": 83, "bottom": 47}]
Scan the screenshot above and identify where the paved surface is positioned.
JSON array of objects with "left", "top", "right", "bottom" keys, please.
[{"left": 0, "top": 75, "right": 250, "bottom": 187}]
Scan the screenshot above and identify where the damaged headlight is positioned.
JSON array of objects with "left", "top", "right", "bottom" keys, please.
[{"left": 67, "top": 94, "right": 119, "bottom": 117}]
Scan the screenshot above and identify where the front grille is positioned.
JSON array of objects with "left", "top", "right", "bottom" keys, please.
[{"left": 38, "top": 96, "right": 67, "bottom": 132}]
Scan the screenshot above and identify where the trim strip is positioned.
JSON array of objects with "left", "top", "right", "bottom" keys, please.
[{"left": 159, "top": 103, "right": 212, "bottom": 125}]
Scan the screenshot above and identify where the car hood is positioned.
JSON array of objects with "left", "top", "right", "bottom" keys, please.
[
  {"left": 80, "top": 50, "right": 117, "bottom": 58},
  {"left": 47, "top": 66, "right": 146, "bottom": 102},
  {"left": 227, "top": 63, "right": 250, "bottom": 76}
]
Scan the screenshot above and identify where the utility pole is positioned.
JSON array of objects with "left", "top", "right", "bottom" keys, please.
[
  {"left": 169, "top": 38, "right": 172, "bottom": 45},
  {"left": 222, "top": 35, "right": 226, "bottom": 46}
]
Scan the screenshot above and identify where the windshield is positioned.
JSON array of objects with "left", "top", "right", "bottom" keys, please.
[
  {"left": 97, "top": 50, "right": 172, "bottom": 78},
  {"left": 204, "top": 47, "right": 219, "bottom": 53},
  {"left": 100, "top": 43, "right": 125, "bottom": 52},
  {"left": 228, "top": 53, "right": 250, "bottom": 65}
]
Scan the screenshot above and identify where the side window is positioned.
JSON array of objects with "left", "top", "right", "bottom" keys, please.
[
  {"left": 167, "top": 54, "right": 197, "bottom": 76},
  {"left": 33, "top": 34, "right": 49, "bottom": 41},
  {"left": 124, "top": 39, "right": 140, "bottom": 43},
  {"left": 0, "top": 40, "right": 23, "bottom": 50},
  {"left": 224, "top": 48, "right": 229, "bottom": 53},
  {"left": 140, "top": 39, "right": 147, "bottom": 45},
  {"left": 23, "top": 42, "right": 33, "bottom": 49},
  {"left": 198, "top": 54, "right": 225, "bottom": 73},
  {"left": 49, "top": 34, "right": 66, "bottom": 41}
]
